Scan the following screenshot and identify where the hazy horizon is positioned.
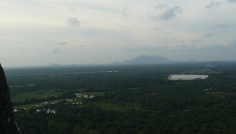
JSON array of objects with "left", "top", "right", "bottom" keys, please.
[{"left": 1, "top": 0, "right": 236, "bottom": 67}]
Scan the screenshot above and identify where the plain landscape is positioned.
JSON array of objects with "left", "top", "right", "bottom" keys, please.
[
  {"left": 1, "top": 0, "right": 236, "bottom": 133},
  {"left": 5, "top": 61, "right": 236, "bottom": 134}
]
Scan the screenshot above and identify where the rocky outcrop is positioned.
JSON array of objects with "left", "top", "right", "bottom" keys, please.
[{"left": 0, "top": 64, "right": 20, "bottom": 134}]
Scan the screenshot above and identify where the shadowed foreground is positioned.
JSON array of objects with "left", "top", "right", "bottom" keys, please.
[{"left": 0, "top": 64, "right": 20, "bottom": 134}]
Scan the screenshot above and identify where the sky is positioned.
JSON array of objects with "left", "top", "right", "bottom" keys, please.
[{"left": 1, "top": 0, "right": 236, "bottom": 67}]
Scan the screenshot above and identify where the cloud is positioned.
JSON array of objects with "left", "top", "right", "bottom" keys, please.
[
  {"left": 192, "top": 39, "right": 202, "bottom": 43},
  {"left": 123, "top": 7, "right": 128, "bottom": 17},
  {"left": 158, "top": 6, "right": 182, "bottom": 21},
  {"left": 52, "top": 48, "right": 60, "bottom": 54},
  {"left": 226, "top": 0, "right": 236, "bottom": 3},
  {"left": 122, "top": 45, "right": 158, "bottom": 52},
  {"left": 57, "top": 41, "right": 68, "bottom": 46},
  {"left": 80, "top": 45, "right": 86, "bottom": 48},
  {"left": 206, "top": 0, "right": 222, "bottom": 8},
  {"left": 154, "top": 4, "right": 168, "bottom": 10},
  {"left": 203, "top": 33, "right": 214, "bottom": 38},
  {"left": 216, "top": 24, "right": 228, "bottom": 28},
  {"left": 67, "top": 17, "right": 80, "bottom": 27},
  {"left": 153, "top": 27, "right": 160, "bottom": 31},
  {"left": 229, "top": 40, "right": 236, "bottom": 48}
]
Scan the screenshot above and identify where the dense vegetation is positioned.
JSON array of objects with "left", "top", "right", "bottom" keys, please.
[{"left": 5, "top": 62, "right": 236, "bottom": 134}]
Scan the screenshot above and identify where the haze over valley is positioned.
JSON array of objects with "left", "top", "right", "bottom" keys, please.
[{"left": 1, "top": 0, "right": 236, "bottom": 67}]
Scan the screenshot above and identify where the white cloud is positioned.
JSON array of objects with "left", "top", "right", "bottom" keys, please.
[
  {"left": 158, "top": 6, "right": 182, "bottom": 21},
  {"left": 67, "top": 18, "right": 80, "bottom": 27}
]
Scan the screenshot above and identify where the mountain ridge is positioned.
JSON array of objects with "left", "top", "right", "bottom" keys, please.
[{"left": 112, "top": 55, "right": 172, "bottom": 65}]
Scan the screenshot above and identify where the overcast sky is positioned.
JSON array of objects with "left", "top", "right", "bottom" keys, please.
[{"left": 1, "top": 0, "right": 236, "bottom": 67}]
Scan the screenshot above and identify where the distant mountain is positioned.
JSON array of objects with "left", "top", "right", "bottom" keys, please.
[
  {"left": 112, "top": 55, "right": 172, "bottom": 65},
  {"left": 51, "top": 63, "right": 60, "bottom": 66},
  {"left": 187, "top": 59, "right": 196, "bottom": 62}
]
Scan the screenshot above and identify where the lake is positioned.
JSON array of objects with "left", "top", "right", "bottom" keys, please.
[{"left": 168, "top": 74, "right": 208, "bottom": 80}]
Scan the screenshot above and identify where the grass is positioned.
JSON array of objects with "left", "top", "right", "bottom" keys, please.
[
  {"left": 94, "top": 101, "right": 143, "bottom": 111},
  {"left": 14, "top": 99, "right": 63, "bottom": 109},
  {"left": 11, "top": 90, "right": 60, "bottom": 103}
]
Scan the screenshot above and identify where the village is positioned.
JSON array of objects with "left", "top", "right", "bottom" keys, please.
[{"left": 13, "top": 93, "right": 97, "bottom": 114}]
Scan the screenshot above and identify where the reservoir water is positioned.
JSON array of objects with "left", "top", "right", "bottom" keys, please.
[{"left": 168, "top": 74, "right": 208, "bottom": 80}]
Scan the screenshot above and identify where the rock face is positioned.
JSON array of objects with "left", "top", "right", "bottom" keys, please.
[{"left": 0, "top": 64, "right": 20, "bottom": 134}]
